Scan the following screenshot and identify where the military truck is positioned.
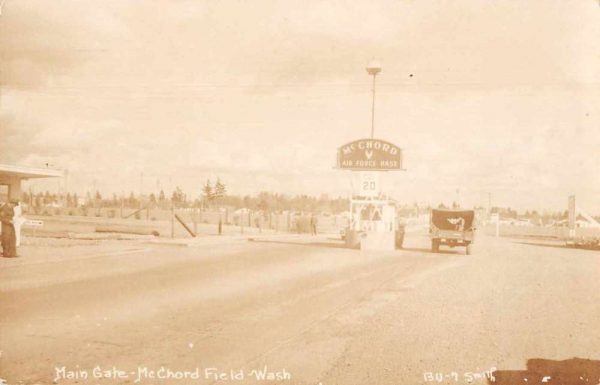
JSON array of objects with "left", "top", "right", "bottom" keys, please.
[{"left": 429, "top": 209, "right": 475, "bottom": 254}]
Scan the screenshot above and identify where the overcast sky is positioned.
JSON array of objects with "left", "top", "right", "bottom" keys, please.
[{"left": 1, "top": 0, "right": 599, "bottom": 212}]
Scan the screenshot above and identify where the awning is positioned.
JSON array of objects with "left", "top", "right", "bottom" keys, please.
[{"left": 0, "top": 164, "right": 63, "bottom": 179}]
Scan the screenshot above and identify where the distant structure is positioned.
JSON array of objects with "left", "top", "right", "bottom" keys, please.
[
  {"left": 566, "top": 195, "right": 600, "bottom": 249},
  {"left": 568, "top": 195, "right": 600, "bottom": 233}
]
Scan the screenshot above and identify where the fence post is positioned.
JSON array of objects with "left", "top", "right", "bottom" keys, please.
[
  {"left": 171, "top": 204, "right": 175, "bottom": 238},
  {"left": 240, "top": 211, "right": 244, "bottom": 234},
  {"left": 218, "top": 210, "right": 222, "bottom": 235},
  {"left": 193, "top": 207, "right": 198, "bottom": 235}
]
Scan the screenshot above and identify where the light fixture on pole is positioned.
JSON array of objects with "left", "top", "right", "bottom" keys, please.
[{"left": 366, "top": 59, "right": 382, "bottom": 139}]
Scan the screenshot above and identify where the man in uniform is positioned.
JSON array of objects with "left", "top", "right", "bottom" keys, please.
[
  {"left": 1, "top": 200, "right": 17, "bottom": 258},
  {"left": 310, "top": 213, "right": 318, "bottom": 236}
]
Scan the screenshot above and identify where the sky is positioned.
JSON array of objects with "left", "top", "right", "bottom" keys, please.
[{"left": 1, "top": 0, "right": 599, "bottom": 213}]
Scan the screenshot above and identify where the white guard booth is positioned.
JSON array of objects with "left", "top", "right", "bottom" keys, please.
[{"left": 348, "top": 197, "right": 398, "bottom": 251}]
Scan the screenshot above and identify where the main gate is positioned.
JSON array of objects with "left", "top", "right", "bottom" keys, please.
[{"left": 336, "top": 138, "right": 404, "bottom": 251}]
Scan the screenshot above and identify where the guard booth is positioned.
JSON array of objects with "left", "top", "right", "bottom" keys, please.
[
  {"left": 336, "top": 139, "right": 404, "bottom": 251},
  {"left": 0, "top": 164, "right": 63, "bottom": 246},
  {"left": 345, "top": 196, "right": 402, "bottom": 250}
]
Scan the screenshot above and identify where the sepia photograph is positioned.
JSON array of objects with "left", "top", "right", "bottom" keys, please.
[{"left": 1, "top": 1, "right": 599, "bottom": 384}]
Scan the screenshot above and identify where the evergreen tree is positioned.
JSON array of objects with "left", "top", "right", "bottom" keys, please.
[
  {"left": 203, "top": 179, "right": 214, "bottom": 201},
  {"left": 154, "top": 190, "right": 165, "bottom": 208},
  {"left": 171, "top": 186, "right": 184, "bottom": 205},
  {"left": 214, "top": 178, "right": 226, "bottom": 198},
  {"left": 128, "top": 192, "right": 136, "bottom": 207}
]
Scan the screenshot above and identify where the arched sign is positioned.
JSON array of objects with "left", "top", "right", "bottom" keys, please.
[{"left": 337, "top": 138, "right": 403, "bottom": 171}]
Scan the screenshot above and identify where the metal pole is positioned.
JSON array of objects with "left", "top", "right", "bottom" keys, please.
[
  {"left": 170, "top": 203, "right": 174, "bottom": 239},
  {"left": 495, "top": 218, "right": 500, "bottom": 237},
  {"left": 218, "top": 212, "right": 222, "bottom": 236},
  {"left": 193, "top": 207, "right": 197, "bottom": 235},
  {"left": 370, "top": 73, "right": 377, "bottom": 138},
  {"left": 568, "top": 195, "right": 576, "bottom": 238}
]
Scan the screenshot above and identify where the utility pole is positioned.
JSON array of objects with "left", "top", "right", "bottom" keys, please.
[
  {"left": 366, "top": 59, "right": 382, "bottom": 138},
  {"left": 64, "top": 169, "right": 69, "bottom": 196}
]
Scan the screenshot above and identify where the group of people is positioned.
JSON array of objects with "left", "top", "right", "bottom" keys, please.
[
  {"left": 1, "top": 200, "right": 24, "bottom": 258},
  {"left": 290, "top": 213, "right": 319, "bottom": 235}
]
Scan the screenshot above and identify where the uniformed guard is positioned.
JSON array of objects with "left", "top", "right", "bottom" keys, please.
[
  {"left": 1, "top": 201, "right": 17, "bottom": 258},
  {"left": 310, "top": 213, "right": 318, "bottom": 235}
]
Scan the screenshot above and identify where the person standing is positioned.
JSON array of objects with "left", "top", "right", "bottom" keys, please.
[
  {"left": 13, "top": 200, "right": 26, "bottom": 247},
  {"left": 0, "top": 200, "right": 6, "bottom": 254},
  {"left": 310, "top": 213, "right": 318, "bottom": 236},
  {"left": 1, "top": 201, "right": 17, "bottom": 258}
]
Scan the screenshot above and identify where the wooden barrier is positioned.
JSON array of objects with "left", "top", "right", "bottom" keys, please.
[{"left": 174, "top": 213, "right": 196, "bottom": 237}]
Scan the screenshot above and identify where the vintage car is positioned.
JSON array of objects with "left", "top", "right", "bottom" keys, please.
[{"left": 429, "top": 209, "right": 475, "bottom": 254}]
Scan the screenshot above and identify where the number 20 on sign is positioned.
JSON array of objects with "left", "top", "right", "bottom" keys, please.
[{"left": 358, "top": 172, "right": 380, "bottom": 197}]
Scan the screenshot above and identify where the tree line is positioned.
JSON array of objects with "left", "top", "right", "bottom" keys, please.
[
  {"left": 20, "top": 179, "right": 350, "bottom": 214},
  {"left": 19, "top": 182, "right": 594, "bottom": 221}
]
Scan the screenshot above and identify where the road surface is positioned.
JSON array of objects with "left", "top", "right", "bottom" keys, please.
[{"left": 1, "top": 233, "right": 598, "bottom": 385}]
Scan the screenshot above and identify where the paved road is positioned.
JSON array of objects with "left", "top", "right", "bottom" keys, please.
[{"left": 0, "top": 233, "right": 598, "bottom": 385}]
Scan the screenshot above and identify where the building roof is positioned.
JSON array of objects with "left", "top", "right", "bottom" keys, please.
[{"left": 0, "top": 163, "right": 63, "bottom": 179}]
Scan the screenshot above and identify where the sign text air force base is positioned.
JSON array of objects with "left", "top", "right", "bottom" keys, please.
[{"left": 337, "top": 139, "right": 403, "bottom": 171}]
